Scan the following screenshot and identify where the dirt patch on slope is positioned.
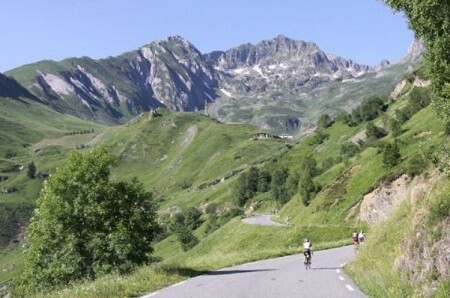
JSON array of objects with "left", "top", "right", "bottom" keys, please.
[{"left": 358, "top": 172, "right": 440, "bottom": 224}]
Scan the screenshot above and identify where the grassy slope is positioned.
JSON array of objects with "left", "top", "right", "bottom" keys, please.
[
  {"left": 3, "top": 85, "right": 448, "bottom": 297},
  {"left": 101, "top": 109, "right": 288, "bottom": 208}
]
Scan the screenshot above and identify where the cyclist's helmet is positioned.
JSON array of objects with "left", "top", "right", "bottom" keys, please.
[{"left": 304, "top": 238, "right": 309, "bottom": 242}]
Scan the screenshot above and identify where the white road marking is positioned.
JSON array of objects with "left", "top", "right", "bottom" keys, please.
[
  {"left": 171, "top": 281, "right": 186, "bottom": 288},
  {"left": 345, "top": 284, "right": 355, "bottom": 291},
  {"left": 141, "top": 292, "right": 159, "bottom": 297},
  {"left": 338, "top": 275, "right": 345, "bottom": 281},
  {"left": 336, "top": 269, "right": 340, "bottom": 273}
]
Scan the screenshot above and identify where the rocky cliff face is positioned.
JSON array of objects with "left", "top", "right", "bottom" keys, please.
[
  {"left": 6, "top": 35, "right": 420, "bottom": 131},
  {"left": 205, "top": 35, "right": 374, "bottom": 94}
]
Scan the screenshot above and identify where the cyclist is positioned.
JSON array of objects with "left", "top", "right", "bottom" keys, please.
[
  {"left": 303, "top": 238, "right": 312, "bottom": 265},
  {"left": 352, "top": 231, "right": 359, "bottom": 249},
  {"left": 358, "top": 231, "right": 365, "bottom": 244}
]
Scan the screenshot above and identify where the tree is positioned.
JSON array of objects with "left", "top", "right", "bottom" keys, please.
[
  {"left": 27, "top": 162, "right": 36, "bottom": 179},
  {"left": 381, "top": 141, "right": 402, "bottom": 168},
  {"left": 340, "top": 142, "right": 360, "bottom": 158},
  {"left": 366, "top": 122, "right": 384, "bottom": 140},
  {"left": 317, "top": 113, "right": 333, "bottom": 129},
  {"left": 257, "top": 170, "right": 271, "bottom": 192},
  {"left": 17, "top": 147, "right": 159, "bottom": 293},
  {"left": 176, "top": 225, "right": 199, "bottom": 251},
  {"left": 382, "top": 0, "right": 450, "bottom": 128},
  {"left": 300, "top": 155, "right": 318, "bottom": 178},
  {"left": 271, "top": 168, "right": 289, "bottom": 203},
  {"left": 388, "top": 117, "right": 403, "bottom": 137}
]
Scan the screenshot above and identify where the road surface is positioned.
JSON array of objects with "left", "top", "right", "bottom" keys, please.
[
  {"left": 241, "top": 214, "right": 286, "bottom": 227},
  {"left": 141, "top": 245, "right": 365, "bottom": 298}
]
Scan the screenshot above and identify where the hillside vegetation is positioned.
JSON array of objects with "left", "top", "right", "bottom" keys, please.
[{"left": 1, "top": 64, "right": 446, "bottom": 297}]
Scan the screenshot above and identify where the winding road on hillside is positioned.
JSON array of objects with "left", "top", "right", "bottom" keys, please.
[{"left": 141, "top": 245, "right": 366, "bottom": 298}]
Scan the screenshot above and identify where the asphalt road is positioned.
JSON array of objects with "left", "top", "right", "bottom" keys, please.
[
  {"left": 241, "top": 214, "right": 286, "bottom": 226},
  {"left": 141, "top": 245, "right": 366, "bottom": 298}
]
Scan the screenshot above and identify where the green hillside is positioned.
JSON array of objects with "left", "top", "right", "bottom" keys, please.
[{"left": 1, "top": 68, "right": 448, "bottom": 297}]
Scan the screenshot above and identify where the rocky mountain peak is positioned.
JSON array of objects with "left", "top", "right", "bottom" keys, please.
[{"left": 400, "top": 39, "right": 425, "bottom": 63}]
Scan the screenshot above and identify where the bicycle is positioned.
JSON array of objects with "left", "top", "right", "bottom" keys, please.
[
  {"left": 353, "top": 241, "right": 359, "bottom": 252},
  {"left": 303, "top": 251, "right": 312, "bottom": 269}
]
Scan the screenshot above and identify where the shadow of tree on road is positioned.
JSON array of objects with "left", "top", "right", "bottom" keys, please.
[{"left": 158, "top": 266, "right": 275, "bottom": 277}]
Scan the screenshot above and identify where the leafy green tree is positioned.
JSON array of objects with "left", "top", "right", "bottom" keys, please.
[
  {"left": 382, "top": 0, "right": 450, "bottom": 127},
  {"left": 321, "top": 157, "right": 335, "bottom": 172},
  {"left": 298, "top": 155, "right": 320, "bottom": 206},
  {"left": 184, "top": 207, "right": 202, "bottom": 230},
  {"left": 300, "top": 155, "right": 318, "bottom": 178},
  {"left": 340, "top": 142, "right": 360, "bottom": 158},
  {"left": 381, "top": 141, "right": 402, "bottom": 168},
  {"left": 235, "top": 172, "right": 249, "bottom": 207},
  {"left": 366, "top": 122, "right": 385, "bottom": 140},
  {"left": 257, "top": 170, "right": 271, "bottom": 192},
  {"left": 352, "top": 97, "right": 386, "bottom": 124},
  {"left": 317, "top": 113, "right": 333, "bottom": 129},
  {"left": 299, "top": 175, "right": 320, "bottom": 206},
  {"left": 234, "top": 167, "right": 260, "bottom": 206},
  {"left": 310, "top": 130, "right": 329, "bottom": 145},
  {"left": 246, "top": 166, "right": 259, "bottom": 198},
  {"left": 27, "top": 162, "right": 36, "bottom": 179},
  {"left": 177, "top": 225, "right": 199, "bottom": 251},
  {"left": 271, "top": 168, "right": 289, "bottom": 203},
  {"left": 388, "top": 117, "right": 403, "bottom": 137},
  {"left": 17, "top": 148, "right": 159, "bottom": 293}
]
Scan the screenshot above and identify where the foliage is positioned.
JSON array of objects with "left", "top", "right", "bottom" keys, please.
[
  {"left": 235, "top": 167, "right": 274, "bottom": 206},
  {"left": 257, "top": 170, "right": 272, "bottom": 192},
  {"left": 340, "top": 142, "right": 360, "bottom": 158},
  {"left": 16, "top": 147, "right": 159, "bottom": 294},
  {"left": 343, "top": 97, "right": 387, "bottom": 126},
  {"left": 310, "top": 130, "right": 329, "bottom": 145},
  {"left": 0, "top": 203, "right": 34, "bottom": 248},
  {"left": 365, "top": 121, "right": 386, "bottom": 141},
  {"left": 388, "top": 117, "right": 403, "bottom": 137},
  {"left": 395, "top": 87, "right": 432, "bottom": 125},
  {"left": 270, "top": 168, "right": 290, "bottom": 204},
  {"left": 383, "top": 0, "right": 450, "bottom": 127},
  {"left": 297, "top": 154, "right": 320, "bottom": 206},
  {"left": 26, "top": 162, "right": 36, "bottom": 179},
  {"left": 404, "top": 153, "right": 427, "bottom": 177},
  {"left": 317, "top": 113, "right": 333, "bottom": 129},
  {"left": 381, "top": 141, "right": 402, "bottom": 168},
  {"left": 177, "top": 226, "right": 199, "bottom": 251}
]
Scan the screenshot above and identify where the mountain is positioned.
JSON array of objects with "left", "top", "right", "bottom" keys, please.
[
  {"left": 0, "top": 72, "right": 40, "bottom": 101},
  {"left": 6, "top": 35, "right": 422, "bottom": 132}
]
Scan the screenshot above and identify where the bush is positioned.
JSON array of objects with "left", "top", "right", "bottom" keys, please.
[
  {"left": 340, "top": 142, "right": 360, "bottom": 158},
  {"left": 16, "top": 148, "right": 159, "bottom": 294},
  {"left": 177, "top": 226, "right": 199, "bottom": 251},
  {"left": 381, "top": 141, "right": 401, "bottom": 168}
]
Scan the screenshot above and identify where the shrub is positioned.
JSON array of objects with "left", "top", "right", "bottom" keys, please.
[
  {"left": 381, "top": 141, "right": 401, "bottom": 168},
  {"left": 16, "top": 148, "right": 159, "bottom": 294}
]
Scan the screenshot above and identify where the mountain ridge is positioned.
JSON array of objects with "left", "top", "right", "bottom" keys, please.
[{"left": 5, "top": 35, "right": 422, "bottom": 132}]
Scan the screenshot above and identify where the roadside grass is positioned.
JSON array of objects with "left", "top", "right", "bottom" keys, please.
[
  {"left": 345, "top": 201, "right": 414, "bottom": 297},
  {"left": 30, "top": 219, "right": 352, "bottom": 298},
  {"left": 0, "top": 247, "right": 23, "bottom": 284}
]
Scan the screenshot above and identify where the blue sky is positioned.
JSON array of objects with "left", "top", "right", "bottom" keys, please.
[{"left": 1, "top": 0, "right": 413, "bottom": 72}]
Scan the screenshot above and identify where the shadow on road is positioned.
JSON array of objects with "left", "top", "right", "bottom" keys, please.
[
  {"left": 205, "top": 269, "right": 275, "bottom": 276},
  {"left": 158, "top": 266, "right": 274, "bottom": 278}
]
